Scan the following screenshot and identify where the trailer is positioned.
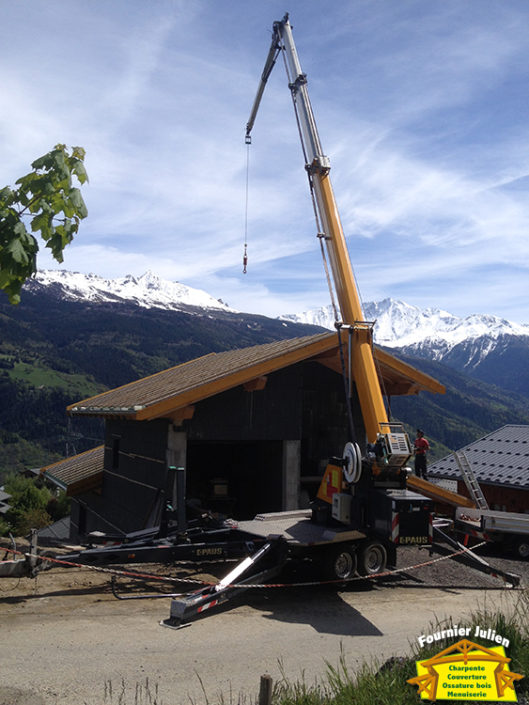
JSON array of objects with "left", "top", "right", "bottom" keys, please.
[
  {"left": 455, "top": 506, "right": 529, "bottom": 559},
  {"left": 161, "top": 508, "right": 520, "bottom": 628}
]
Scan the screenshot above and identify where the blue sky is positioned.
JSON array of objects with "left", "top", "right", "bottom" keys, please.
[{"left": 2, "top": 1, "right": 529, "bottom": 322}]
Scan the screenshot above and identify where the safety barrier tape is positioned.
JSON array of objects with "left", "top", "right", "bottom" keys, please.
[
  {"left": 4, "top": 540, "right": 502, "bottom": 590},
  {"left": 4, "top": 548, "right": 215, "bottom": 585}
]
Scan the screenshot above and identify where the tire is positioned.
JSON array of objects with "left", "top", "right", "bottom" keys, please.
[
  {"left": 357, "top": 540, "right": 387, "bottom": 576},
  {"left": 513, "top": 538, "right": 529, "bottom": 560},
  {"left": 321, "top": 545, "right": 357, "bottom": 581}
]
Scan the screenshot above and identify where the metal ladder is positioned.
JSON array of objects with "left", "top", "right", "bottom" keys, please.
[{"left": 453, "top": 450, "right": 489, "bottom": 510}]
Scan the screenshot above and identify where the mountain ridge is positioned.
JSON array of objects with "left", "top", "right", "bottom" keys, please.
[
  {"left": 29, "top": 269, "right": 235, "bottom": 313},
  {"left": 282, "top": 299, "right": 529, "bottom": 348},
  {"left": 1, "top": 269, "right": 528, "bottom": 477}
]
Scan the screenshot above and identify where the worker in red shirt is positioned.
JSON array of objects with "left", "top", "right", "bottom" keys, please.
[{"left": 414, "top": 429, "right": 430, "bottom": 479}]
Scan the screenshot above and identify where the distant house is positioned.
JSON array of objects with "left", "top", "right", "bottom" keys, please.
[
  {"left": 428, "top": 425, "right": 529, "bottom": 514},
  {"left": 41, "top": 332, "right": 444, "bottom": 541},
  {"left": 0, "top": 489, "right": 11, "bottom": 515}
]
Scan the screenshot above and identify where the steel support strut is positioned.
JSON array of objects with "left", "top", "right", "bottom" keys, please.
[
  {"left": 161, "top": 536, "right": 287, "bottom": 628},
  {"left": 432, "top": 526, "right": 520, "bottom": 587}
]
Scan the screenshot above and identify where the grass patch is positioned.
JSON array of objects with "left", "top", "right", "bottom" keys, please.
[{"left": 9, "top": 360, "right": 103, "bottom": 395}]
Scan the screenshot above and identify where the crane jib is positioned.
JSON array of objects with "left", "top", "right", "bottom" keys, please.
[{"left": 245, "top": 14, "right": 394, "bottom": 443}]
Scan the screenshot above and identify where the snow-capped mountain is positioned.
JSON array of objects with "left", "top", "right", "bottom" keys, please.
[
  {"left": 282, "top": 299, "right": 529, "bottom": 352},
  {"left": 22, "top": 270, "right": 529, "bottom": 394},
  {"left": 282, "top": 298, "right": 529, "bottom": 396},
  {"left": 27, "top": 270, "right": 235, "bottom": 313}
]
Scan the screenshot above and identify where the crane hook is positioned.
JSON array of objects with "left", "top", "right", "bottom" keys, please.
[{"left": 243, "top": 243, "right": 248, "bottom": 274}]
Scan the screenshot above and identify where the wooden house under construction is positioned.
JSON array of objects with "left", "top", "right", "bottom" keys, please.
[{"left": 42, "top": 331, "right": 444, "bottom": 541}]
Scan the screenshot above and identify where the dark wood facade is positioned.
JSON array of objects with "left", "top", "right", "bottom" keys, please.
[{"left": 70, "top": 360, "right": 363, "bottom": 538}]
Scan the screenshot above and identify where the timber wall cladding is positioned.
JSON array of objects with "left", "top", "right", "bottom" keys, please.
[
  {"left": 102, "top": 418, "right": 169, "bottom": 532},
  {"left": 187, "top": 365, "right": 304, "bottom": 441}
]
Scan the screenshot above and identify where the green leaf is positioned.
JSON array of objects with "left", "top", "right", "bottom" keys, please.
[
  {"left": 68, "top": 188, "right": 88, "bottom": 219},
  {"left": 31, "top": 152, "right": 54, "bottom": 171},
  {"left": 46, "top": 231, "right": 65, "bottom": 262},
  {"left": 71, "top": 159, "right": 88, "bottom": 184},
  {"left": 1, "top": 144, "right": 87, "bottom": 303},
  {"left": 6, "top": 236, "right": 30, "bottom": 265},
  {"left": 30, "top": 210, "right": 53, "bottom": 235},
  {"left": 0, "top": 186, "right": 14, "bottom": 204}
]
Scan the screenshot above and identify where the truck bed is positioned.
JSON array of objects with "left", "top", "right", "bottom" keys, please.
[
  {"left": 455, "top": 507, "right": 529, "bottom": 536},
  {"left": 237, "top": 509, "right": 366, "bottom": 546}
]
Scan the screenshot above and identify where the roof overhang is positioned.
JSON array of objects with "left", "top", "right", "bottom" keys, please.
[{"left": 67, "top": 332, "right": 445, "bottom": 422}]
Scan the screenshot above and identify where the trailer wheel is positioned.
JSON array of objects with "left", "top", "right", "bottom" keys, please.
[
  {"left": 322, "top": 545, "right": 357, "bottom": 581},
  {"left": 513, "top": 538, "right": 529, "bottom": 560},
  {"left": 357, "top": 541, "right": 387, "bottom": 576}
]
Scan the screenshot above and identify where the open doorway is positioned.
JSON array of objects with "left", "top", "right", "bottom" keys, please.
[{"left": 186, "top": 440, "right": 283, "bottom": 519}]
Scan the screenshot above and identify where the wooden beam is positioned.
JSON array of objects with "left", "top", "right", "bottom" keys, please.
[
  {"left": 243, "top": 376, "right": 268, "bottom": 392},
  {"left": 167, "top": 405, "right": 195, "bottom": 425},
  {"left": 407, "top": 475, "right": 475, "bottom": 508}
]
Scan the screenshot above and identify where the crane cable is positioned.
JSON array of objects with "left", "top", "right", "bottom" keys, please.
[{"left": 243, "top": 140, "right": 250, "bottom": 274}]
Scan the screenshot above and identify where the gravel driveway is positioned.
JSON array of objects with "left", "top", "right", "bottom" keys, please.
[{"left": 1, "top": 543, "right": 527, "bottom": 705}]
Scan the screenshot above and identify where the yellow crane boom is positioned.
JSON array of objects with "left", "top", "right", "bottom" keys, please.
[{"left": 245, "top": 13, "right": 389, "bottom": 445}]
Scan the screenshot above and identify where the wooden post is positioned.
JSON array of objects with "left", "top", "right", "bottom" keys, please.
[{"left": 258, "top": 674, "right": 273, "bottom": 705}]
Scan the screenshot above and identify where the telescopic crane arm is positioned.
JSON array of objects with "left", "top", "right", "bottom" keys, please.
[{"left": 245, "top": 14, "right": 391, "bottom": 446}]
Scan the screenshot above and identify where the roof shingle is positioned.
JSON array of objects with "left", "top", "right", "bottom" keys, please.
[{"left": 428, "top": 425, "right": 529, "bottom": 489}]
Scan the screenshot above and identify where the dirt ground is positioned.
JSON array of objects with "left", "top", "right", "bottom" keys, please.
[{"left": 1, "top": 541, "right": 527, "bottom": 705}]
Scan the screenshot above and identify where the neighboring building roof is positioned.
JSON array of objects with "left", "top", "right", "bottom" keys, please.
[
  {"left": 41, "top": 445, "right": 104, "bottom": 496},
  {"left": 19, "top": 467, "right": 41, "bottom": 479},
  {"left": 67, "top": 332, "right": 445, "bottom": 421},
  {"left": 37, "top": 517, "right": 71, "bottom": 545},
  {"left": 0, "top": 490, "right": 11, "bottom": 503},
  {"left": 428, "top": 425, "right": 529, "bottom": 490}
]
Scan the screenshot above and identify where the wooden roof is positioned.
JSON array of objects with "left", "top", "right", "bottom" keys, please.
[
  {"left": 41, "top": 445, "right": 104, "bottom": 496},
  {"left": 68, "top": 332, "right": 445, "bottom": 422}
]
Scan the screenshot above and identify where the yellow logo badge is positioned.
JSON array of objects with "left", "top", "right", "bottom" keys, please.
[{"left": 407, "top": 638, "right": 523, "bottom": 701}]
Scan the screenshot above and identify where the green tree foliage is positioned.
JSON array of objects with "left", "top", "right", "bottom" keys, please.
[
  {"left": 0, "top": 144, "right": 88, "bottom": 304},
  {"left": 1, "top": 473, "right": 69, "bottom": 537}
]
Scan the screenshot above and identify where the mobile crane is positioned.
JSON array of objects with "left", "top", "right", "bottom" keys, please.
[
  {"left": 5, "top": 14, "right": 517, "bottom": 619},
  {"left": 246, "top": 13, "right": 409, "bottom": 484},
  {"left": 243, "top": 13, "right": 475, "bottom": 509},
  {"left": 160, "top": 14, "right": 520, "bottom": 627}
]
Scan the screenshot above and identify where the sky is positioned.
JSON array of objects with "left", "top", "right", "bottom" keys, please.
[{"left": 2, "top": 0, "right": 529, "bottom": 323}]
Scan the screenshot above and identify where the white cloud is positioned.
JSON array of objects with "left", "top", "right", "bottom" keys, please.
[{"left": 3, "top": 0, "right": 529, "bottom": 323}]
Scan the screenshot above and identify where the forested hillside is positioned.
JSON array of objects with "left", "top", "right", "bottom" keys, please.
[
  {"left": 0, "top": 291, "right": 322, "bottom": 476},
  {"left": 1, "top": 287, "right": 528, "bottom": 478}
]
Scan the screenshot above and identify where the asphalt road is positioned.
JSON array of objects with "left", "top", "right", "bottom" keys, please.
[{"left": 1, "top": 553, "right": 526, "bottom": 705}]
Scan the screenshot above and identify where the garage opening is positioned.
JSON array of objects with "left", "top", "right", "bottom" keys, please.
[{"left": 186, "top": 440, "right": 283, "bottom": 519}]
